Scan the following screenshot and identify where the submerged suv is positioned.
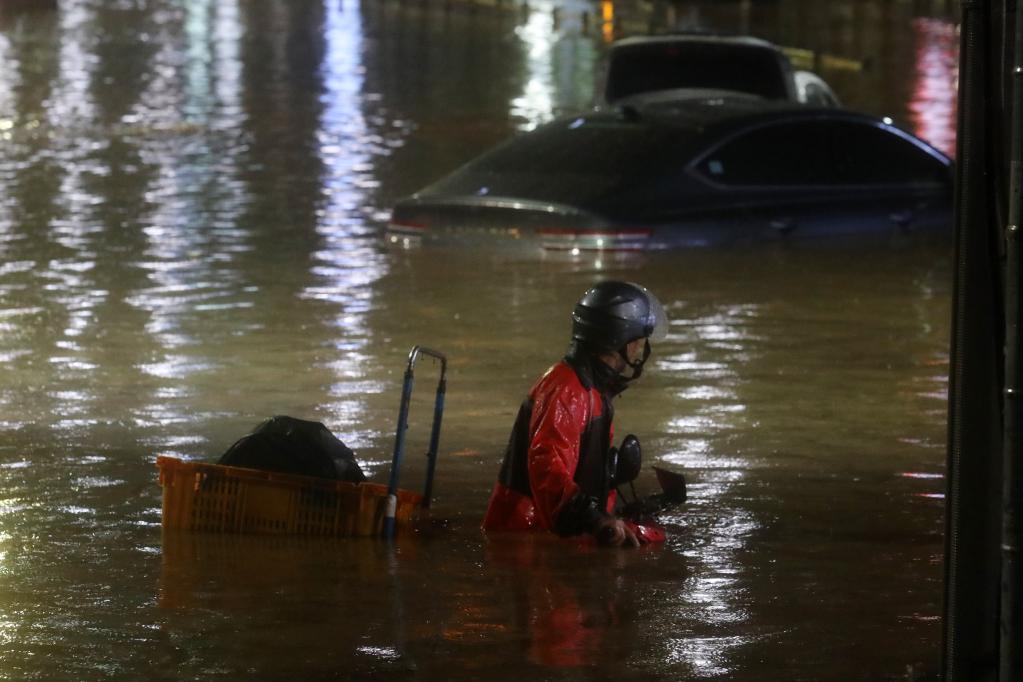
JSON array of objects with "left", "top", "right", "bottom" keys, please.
[{"left": 603, "top": 34, "right": 840, "bottom": 107}]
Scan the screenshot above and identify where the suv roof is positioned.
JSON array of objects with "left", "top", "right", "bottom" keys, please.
[{"left": 603, "top": 34, "right": 838, "bottom": 107}]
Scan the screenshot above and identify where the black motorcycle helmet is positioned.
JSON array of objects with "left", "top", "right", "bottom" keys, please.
[
  {"left": 571, "top": 281, "right": 668, "bottom": 353},
  {"left": 570, "top": 281, "right": 668, "bottom": 387}
]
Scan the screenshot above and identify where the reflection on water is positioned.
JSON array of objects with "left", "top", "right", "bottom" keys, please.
[
  {"left": 511, "top": 3, "right": 557, "bottom": 129},
  {"left": 909, "top": 17, "right": 958, "bottom": 158},
  {"left": 0, "top": 0, "right": 955, "bottom": 679},
  {"left": 304, "top": 0, "right": 391, "bottom": 446},
  {"left": 160, "top": 530, "right": 693, "bottom": 674}
]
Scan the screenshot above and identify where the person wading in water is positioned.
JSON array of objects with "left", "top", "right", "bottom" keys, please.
[{"left": 482, "top": 281, "right": 668, "bottom": 547}]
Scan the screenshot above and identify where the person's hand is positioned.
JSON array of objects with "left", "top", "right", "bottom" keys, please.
[{"left": 595, "top": 518, "right": 641, "bottom": 547}]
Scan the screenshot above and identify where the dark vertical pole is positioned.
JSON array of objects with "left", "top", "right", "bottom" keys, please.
[
  {"left": 384, "top": 367, "right": 415, "bottom": 539},
  {"left": 422, "top": 376, "right": 446, "bottom": 507},
  {"left": 383, "top": 346, "right": 446, "bottom": 535},
  {"left": 944, "top": 0, "right": 1007, "bottom": 679},
  {"left": 1003, "top": 1, "right": 1023, "bottom": 677}
]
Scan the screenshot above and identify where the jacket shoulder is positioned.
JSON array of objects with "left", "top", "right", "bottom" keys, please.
[{"left": 531, "top": 361, "right": 590, "bottom": 410}]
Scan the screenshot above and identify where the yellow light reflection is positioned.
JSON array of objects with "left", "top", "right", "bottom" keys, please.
[{"left": 601, "top": 1, "right": 614, "bottom": 43}]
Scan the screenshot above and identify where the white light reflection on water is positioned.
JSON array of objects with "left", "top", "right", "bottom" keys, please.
[
  {"left": 13, "top": 3, "right": 109, "bottom": 435},
  {"left": 509, "top": 0, "right": 597, "bottom": 129},
  {"left": 126, "top": 0, "right": 250, "bottom": 444},
  {"left": 0, "top": 32, "right": 11, "bottom": 121},
  {"left": 0, "top": 527, "right": 12, "bottom": 653},
  {"left": 183, "top": 0, "right": 215, "bottom": 122},
  {"left": 658, "top": 352, "right": 731, "bottom": 378},
  {"left": 46, "top": 3, "right": 97, "bottom": 128},
  {"left": 301, "top": 0, "right": 391, "bottom": 449},
  {"left": 47, "top": 4, "right": 99, "bottom": 272},
  {"left": 511, "top": 3, "right": 556, "bottom": 129},
  {"left": 664, "top": 635, "right": 751, "bottom": 676},
  {"left": 0, "top": 24, "right": 13, "bottom": 272},
  {"left": 657, "top": 302, "right": 762, "bottom": 675},
  {"left": 356, "top": 645, "right": 400, "bottom": 660},
  {"left": 138, "top": 355, "right": 219, "bottom": 380}
]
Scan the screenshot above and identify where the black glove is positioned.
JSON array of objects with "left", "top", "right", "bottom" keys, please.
[{"left": 553, "top": 494, "right": 608, "bottom": 537}]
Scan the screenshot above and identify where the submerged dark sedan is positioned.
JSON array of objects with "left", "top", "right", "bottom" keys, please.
[{"left": 389, "top": 97, "right": 953, "bottom": 251}]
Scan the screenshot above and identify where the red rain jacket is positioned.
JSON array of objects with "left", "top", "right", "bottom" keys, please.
[
  {"left": 482, "top": 358, "right": 666, "bottom": 543},
  {"left": 482, "top": 360, "right": 612, "bottom": 532}
]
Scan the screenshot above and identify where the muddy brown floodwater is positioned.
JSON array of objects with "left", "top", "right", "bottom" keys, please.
[{"left": 0, "top": 0, "right": 956, "bottom": 679}]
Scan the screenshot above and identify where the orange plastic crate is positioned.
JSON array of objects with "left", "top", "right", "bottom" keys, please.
[{"left": 157, "top": 456, "right": 423, "bottom": 537}]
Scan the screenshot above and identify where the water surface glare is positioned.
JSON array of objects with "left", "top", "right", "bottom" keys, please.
[{"left": 0, "top": 0, "right": 954, "bottom": 679}]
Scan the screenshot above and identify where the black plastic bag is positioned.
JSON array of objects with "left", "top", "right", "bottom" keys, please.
[{"left": 217, "top": 415, "right": 367, "bottom": 483}]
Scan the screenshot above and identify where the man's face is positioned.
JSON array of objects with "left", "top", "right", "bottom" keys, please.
[{"left": 624, "top": 337, "right": 649, "bottom": 365}]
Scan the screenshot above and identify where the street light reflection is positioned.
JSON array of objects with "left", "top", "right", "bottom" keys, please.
[
  {"left": 665, "top": 635, "right": 750, "bottom": 676},
  {"left": 303, "top": 0, "right": 391, "bottom": 444},
  {"left": 511, "top": 5, "right": 556, "bottom": 130},
  {"left": 657, "top": 302, "right": 760, "bottom": 674}
]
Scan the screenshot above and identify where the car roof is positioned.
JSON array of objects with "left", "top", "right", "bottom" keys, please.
[
  {"left": 632, "top": 100, "right": 948, "bottom": 157},
  {"left": 601, "top": 96, "right": 845, "bottom": 133},
  {"left": 603, "top": 33, "right": 796, "bottom": 103},
  {"left": 417, "top": 97, "right": 948, "bottom": 196},
  {"left": 609, "top": 33, "right": 784, "bottom": 53}
]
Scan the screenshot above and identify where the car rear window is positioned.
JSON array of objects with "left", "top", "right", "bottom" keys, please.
[
  {"left": 695, "top": 119, "right": 950, "bottom": 186},
  {"left": 606, "top": 42, "right": 791, "bottom": 102}
]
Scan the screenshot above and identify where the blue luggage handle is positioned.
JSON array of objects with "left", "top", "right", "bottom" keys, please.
[{"left": 383, "top": 345, "right": 447, "bottom": 539}]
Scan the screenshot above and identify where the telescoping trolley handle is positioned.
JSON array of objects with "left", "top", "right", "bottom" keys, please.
[{"left": 383, "top": 345, "right": 447, "bottom": 539}]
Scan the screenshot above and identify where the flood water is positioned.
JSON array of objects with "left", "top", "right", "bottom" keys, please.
[{"left": 0, "top": 0, "right": 957, "bottom": 679}]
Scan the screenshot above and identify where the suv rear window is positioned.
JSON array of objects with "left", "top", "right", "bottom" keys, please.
[{"left": 606, "top": 42, "right": 790, "bottom": 102}]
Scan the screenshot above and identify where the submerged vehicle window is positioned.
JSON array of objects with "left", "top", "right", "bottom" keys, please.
[
  {"left": 695, "top": 121, "right": 833, "bottom": 185},
  {"left": 433, "top": 120, "right": 695, "bottom": 191},
  {"left": 606, "top": 43, "right": 790, "bottom": 102},
  {"left": 695, "top": 119, "right": 950, "bottom": 186},
  {"left": 826, "top": 122, "right": 950, "bottom": 184}
]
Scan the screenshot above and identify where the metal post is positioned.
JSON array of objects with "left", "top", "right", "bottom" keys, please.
[
  {"left": 944, "top": 0, "right": 1007, "bottom": 680},
  {"left": 1003, "top": 2, "right": 1023, "bottom": 677},
  {"left": 422, "top": 375, "right": 446, "bottom": 507},
  {"left": 383, "top": 345, "right": 447, "bottom": 538},
  {"left": 383, "top": 366, "right": 415, "bottom": 539}
]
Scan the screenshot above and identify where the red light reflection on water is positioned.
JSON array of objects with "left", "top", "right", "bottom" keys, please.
[
  {"left": 899, "top": 472, "right": 945, "bottom": 500},
  {"left": 909, "top": 18, "right": 958, "bottom": 158}
]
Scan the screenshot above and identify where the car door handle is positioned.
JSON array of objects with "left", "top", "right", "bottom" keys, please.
[
  {"left": 889, "top": 210, "right": 913, "bottom": 228},
  {"left": 769, "top": 217, "right": 796, "bottom": 233}
]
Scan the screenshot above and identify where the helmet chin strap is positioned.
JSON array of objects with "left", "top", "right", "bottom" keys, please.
[{"left": 617, "top": 339, "right": 651, "bottom": 382}]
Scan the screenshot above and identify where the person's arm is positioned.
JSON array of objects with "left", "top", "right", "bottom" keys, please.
[
  {"left": 525, "top": 382, "right": 595, "bottom": 532},
  {"left": 526, "top": 382, "right": 617, "bottom": 538},
  {"left": 525, "top": 374, "right": 644, "bottom": 546}
]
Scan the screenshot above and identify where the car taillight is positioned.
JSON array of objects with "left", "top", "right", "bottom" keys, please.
[
  {"left": 388, "top": 220, "right": 427, "bottom": 233},
  {"left": 538, "top": 227, "right": 652, "bottom": 252}
]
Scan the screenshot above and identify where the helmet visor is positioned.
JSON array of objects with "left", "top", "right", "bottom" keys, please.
[{"left": 641, "top": 287, "right": 669, "bottom": 343}]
